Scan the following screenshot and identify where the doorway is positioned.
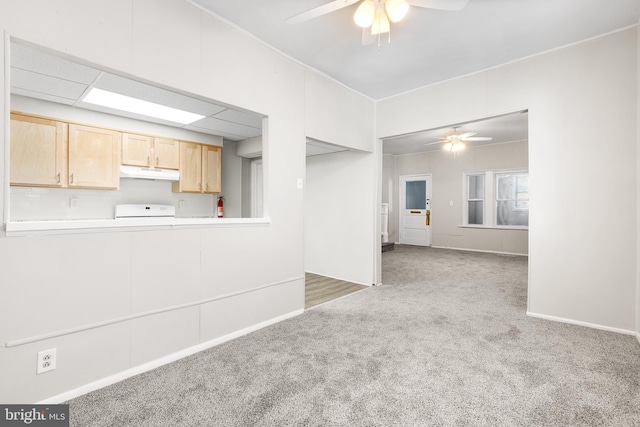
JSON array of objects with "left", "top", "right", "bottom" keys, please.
[{"left": 399, "top": 174, "right": 432, "bottom": 246}]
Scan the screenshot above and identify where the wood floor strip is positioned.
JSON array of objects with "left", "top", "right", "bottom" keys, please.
[{"left": 304, "top": 273, "right": 367, "bottom": 309}]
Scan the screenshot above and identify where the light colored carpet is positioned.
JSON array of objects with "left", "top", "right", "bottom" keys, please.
[{"left": 68, "top": 245, "right": 640, "bottom": 426}]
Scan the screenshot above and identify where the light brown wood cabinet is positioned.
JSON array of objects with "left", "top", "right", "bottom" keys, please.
[
  {"left": 154, "top": 138, "right": 180, "bottom": 170},
  {"left": 122, "top": 134, "right": 179, "bottom": 170},
  {"left": 202, "top": 145, "right": 222, "bottom": 194},
  {"left": 10, "top": 113, "right": 68, "bottom": 187},
  {"left": 10, "top": 112, "right": 215, "bottom": 194},
  {"left": 172, "top": 142, "right": 222, "bottom": 194},
  {"left": 69, "top": 124, "right": 121, "bottom": 190},
  {"left": 172, "top": 142, "right": 202, "bottom": 193}
]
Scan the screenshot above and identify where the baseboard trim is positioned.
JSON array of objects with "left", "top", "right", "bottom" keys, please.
[
  {"left": 37, "top": 308, "right": 304, "bottom": 404},
  {"left": 431, "top": 245, "right": 527, "bottom": 257},
  {"left": 526, "top": 311, "right": 636, "bottom": 336}
]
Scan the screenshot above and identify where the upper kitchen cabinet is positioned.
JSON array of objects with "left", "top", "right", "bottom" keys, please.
[
  {"left": 10, "top": 113, "right": 68, "bottom": 187},
  {"left": 122, "top": 134, "right": 179, "bottom": 170},
  {"left": 153, "top": 138, "right": 180, "bottom": 170},
  {"left": 172, "top": 141, "right": 202, "bottom": 193},
  {"left": 69, "top": 124, "right": 121, "bottom": 190},
  {"left": 121, "top": 133, "right": 153, "bottom": 167},
  {"left": 172, "top": 142, "right": 222, "bottom": 194},
  {"left": 202, "top": 145, "right": 222, "bottom": 194}
]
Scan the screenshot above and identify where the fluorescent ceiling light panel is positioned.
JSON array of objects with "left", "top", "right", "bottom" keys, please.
[{"left": 82, "top": 88, "right": 205, "bottom": 125}]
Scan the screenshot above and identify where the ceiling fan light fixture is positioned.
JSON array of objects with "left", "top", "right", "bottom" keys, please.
[
  {"left": 371, "top": 8, "right": 390, "bottom": 35},
  {"left": 385, "top": 0, "right": 409, "bottom": 23},
  {"left": 443, "top": 141, "right": 465, "bottom": 152},
  {"left": 354, "top": 0, "right": 376, "bottom": 28}
]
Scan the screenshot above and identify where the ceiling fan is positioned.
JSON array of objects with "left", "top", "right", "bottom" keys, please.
[
  {"left": 424, "top": 128, "right": 493, "bottom": 152},
  {"left": 287, "top": 0, "right": 470, "bottom": 45}
]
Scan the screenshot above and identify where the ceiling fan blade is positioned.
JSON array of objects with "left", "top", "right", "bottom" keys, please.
[
  {"left": 423, "top": 140, "right": 444, "bottom": 147},
  {"left": 407, "top": 0, "right": 470, "bottom": 11},
  {"left": 287, "top": 0, "right": 360, "bottom": 25},
  {"left": 457, "top": 132, "right": 476, "bottom": 139},
  {"left": 461, "top": 136, "right": 493, "bottom": 141}
]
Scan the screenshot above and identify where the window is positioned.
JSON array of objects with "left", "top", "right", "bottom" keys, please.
[
  {"left": 496, "top": 174, "right": 529, "bottom": 226},
  {"left": 466, "top": 174, "right": 484, "bottom": 225},
  {"left": 464, "top": 170, "right": 528, "bottom": 228}
]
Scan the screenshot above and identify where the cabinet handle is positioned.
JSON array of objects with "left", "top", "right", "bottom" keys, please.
[
  {"left": 156, "top": 156, "right": 159, "bottom": 165},
  {"left": 56, "top": 172, "right": 60, "bottom": 183},
  {"left": 147, "top": 156, "right": 150, "bottom": 165},
  {"left": 70, "top": 173, "right": 74, "bottom": 184},
  {"left": 206, "top": 183, "right": 209, "bottom": 191}
]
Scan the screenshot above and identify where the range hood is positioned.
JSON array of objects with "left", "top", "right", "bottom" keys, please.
[{"left": 119, "top": 165, "right": 180, "bottom": 181}]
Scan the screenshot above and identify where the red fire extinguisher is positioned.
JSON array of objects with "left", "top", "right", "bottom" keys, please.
[{"left": 217, "top": 196, "right": 224, "bottom": 218}]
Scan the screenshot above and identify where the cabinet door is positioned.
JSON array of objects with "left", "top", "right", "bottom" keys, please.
[
  {"left": 10, "top": 113, "right": 68, "bottom": 187},
  {"left": 202, "top": 145, "right": 222, "bottom": 194},
  {"left": 122, "top": 133, "right": 152, "bottom": 167},
  {"left": 69, "top": 124, "right": 121, "bottom": 189},
  {"left": 154, "top": 138, "right": 180, "bottom": 170},
  {"left": 172, "top": 142, "right": 202, "bottom": 193}
]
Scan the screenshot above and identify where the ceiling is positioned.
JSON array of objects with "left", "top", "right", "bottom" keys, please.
[
  {"left": 11, "top": 1, "right": 640, "bottom": 157},
  {"left": 10, "top": 42, "right": 263, "bottom": 142},
  {"left": 383, "top": 111, "right": 528, "bottom": 155},
  {"left": 189, "top": 0, "right": 640, "bottom": 101}
]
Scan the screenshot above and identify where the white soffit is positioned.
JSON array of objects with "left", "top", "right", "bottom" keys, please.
[{"left": 306, "top": 138, "right": 349, "bottom": 157}]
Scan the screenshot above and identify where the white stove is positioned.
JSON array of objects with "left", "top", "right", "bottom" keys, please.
[{"left": 115, "top": 204, "right": 176, "bottom": 219}]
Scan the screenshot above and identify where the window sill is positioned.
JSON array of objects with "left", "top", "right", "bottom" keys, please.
[
  {"left": 5, "top": 217, "right": 271, "bottom": 237},
  {"left": 458, "top": 225, "right": 528, "bottom": 231}
]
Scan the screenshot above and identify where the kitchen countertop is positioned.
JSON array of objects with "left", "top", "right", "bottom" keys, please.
[{"left": 5, "top": 216, "right": 271, "bottom": 236}]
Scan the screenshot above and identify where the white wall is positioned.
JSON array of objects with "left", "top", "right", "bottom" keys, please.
[
  {"left": 377, "top": 28, "right": 638, "bottom": 333},
  {"left": 0, "top": 0, "right": 319, "bottom": 403},
  {"left": 637, "top": 27, "right": 640, "bottom": 344},
  {"left": 304, "top": 70, "right": 375, "bottom": 152},
  {"left": 383, "top": 140, "right": 529, "bottom": 255},
  {"left": 221, "top": 140, "right": 243, "bottom": 218},
  {"left": 303, "top": 69, "right": 376, "bottom": 286},
  {"left": 305, "top": 151, "right": 376, "bottom": 285}
]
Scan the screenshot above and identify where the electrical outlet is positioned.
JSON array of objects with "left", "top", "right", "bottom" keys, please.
[
  {"left": 178, "top": 200, "right": 185, "bottom": 210},
  {"left": 69, "top": 198, "right": 78, "bottom": 208},
  {"left": 37, "top": 348, "right": 56, "bottom": 374}
]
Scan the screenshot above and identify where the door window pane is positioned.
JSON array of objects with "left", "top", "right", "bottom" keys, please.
[{"left": 405, "top": 180, "right": 426, "bottom": 209}]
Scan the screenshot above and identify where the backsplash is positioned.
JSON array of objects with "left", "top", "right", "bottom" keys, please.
[{"left": 10, "top": 179, "right": 215, "bottom": 221}]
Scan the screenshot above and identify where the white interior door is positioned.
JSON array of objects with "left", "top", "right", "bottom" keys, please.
[{"left": 399, "top": 174, "right": 431, "bottom": 246}]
